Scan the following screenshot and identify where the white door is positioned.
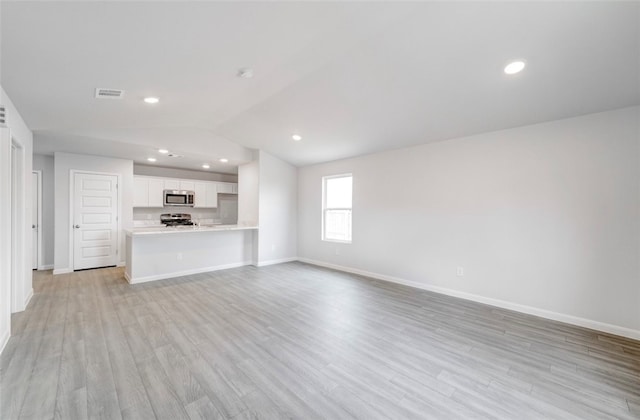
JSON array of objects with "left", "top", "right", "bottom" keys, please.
[
  {"left": 32, "top": 172, "right": 38, "bottom": 269},
  {"left": 73, "top": 172, "right": 118, "bottom": 270}
]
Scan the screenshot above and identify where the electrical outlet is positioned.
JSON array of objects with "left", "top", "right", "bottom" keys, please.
[
  {"left": 456, "top": 267, "right": 464, "bottom": 276},
  {"left": 177, "top": 252, "right": 183, "bottom": 261}
]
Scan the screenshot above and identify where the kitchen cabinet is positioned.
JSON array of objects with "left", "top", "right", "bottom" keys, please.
[
  {"left": 134, "top": 175, "right": 237, "bottom": 208},
  {"left": 133, "top": 176, "right": 165, "bottom": 207},
  {"left": 217, "top": 182, "right": 238, "bottom": 194},
  {"left": 148, "top": 178, "right": 165, "bottom": 207},
  {"left": 194, "top": 181, "right": 218, "bottom": 208},
  {"left": 165, "top": 179, "right": 195, "bottom": 191},
  {"left": 133, "top": 177, "right": 148, "bottom": 207},
  {"left": 179, "top": 181, "right": 195, "bottom": 191},
  {"left": 163, "top": 179, "right": 180, "bottom": 190}
]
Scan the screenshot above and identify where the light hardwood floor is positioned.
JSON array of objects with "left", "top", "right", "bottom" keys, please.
[{"left": 1, "top": 262, "right": 639, "bottom": 419}]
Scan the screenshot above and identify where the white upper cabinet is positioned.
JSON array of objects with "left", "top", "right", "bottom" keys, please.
[
  {"left": 134, "top": 176, "right": 165, "bottom": 208},
  {"left": 133, "top": 177, "right": 149, "bottom": 207},
  {"left": 163, "top": 179, "right": 180, "bottom": 190},
  {"left": 217, "top": 182, "right": 238, "bottom": 194},
  {"left": 194, "top": 182, "right": 206, "bottom": 208},
  {"left": 179, "top": 181, "right": 195, "bottom": 191},
  {"left": 134, "top": 176, "right": 237, "bottom": 208},
  {"left": 205, "top": 182, "right": 218, "bottom": 207},
  {"left": 164, "top": 179, "right": 198, "bottom": 192},
  {"left": 194, "top": 181, "right": 218, "bottom": 208},
  {"left": 148, "top": 178, "right": 165, "bottom": 207}
]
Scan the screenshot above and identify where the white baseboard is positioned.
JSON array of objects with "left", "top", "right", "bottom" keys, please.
[
  {"left": 298, "top": 258, "right": 640, "bottom": 341},
  {"left": 126, "top": 261, "right": 252, "bottom": 285},
  {"left": 23, "top": 288, "right": 33, "bottom": 309},
  {"left": 0, "top": 328, "right": 9, "bottom": 356},
  {"left": 255, "top": 257, "right": 298, "bottom": 267},
  {"left": 38, "top": 264, "right": 53, "bottom": 270}
]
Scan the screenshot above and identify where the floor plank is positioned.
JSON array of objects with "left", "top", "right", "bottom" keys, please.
[{"left": 1, "top": 263, "right": 639, "bottom": 419}]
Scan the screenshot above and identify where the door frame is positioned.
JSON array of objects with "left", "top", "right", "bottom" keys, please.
[
  {"left": 10, "top": 139, "right": 25, "bottom": 312},
  {"left": 69, "top": 170, "right": 121, "bottom": 271},
  {"left": 32, "top": 170, "right": 43, "bottom": 270},
  {"left": 0, "top": 128, "right": 10, "bottom": 351}
]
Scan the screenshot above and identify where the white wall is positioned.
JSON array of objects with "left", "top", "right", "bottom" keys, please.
[
  {"left": 257, "top": 151, "right": 298, "bottom": 266},
  {"left": 33, "top": 154, "right": 54, "bottom": 268},
  {"left": 238, "top": 159, "right": 260, "bottom": 265},
  {"left": 0, "top": 86, "right": 34, "bottom": 353},
  {"left": 298, "top": 106, "right": 640, "bottom": 338},
  {"left": 238, "top": 160, "right": 259, "bottom": 227},
  {"left": 54, "top": 152, "right": 133, "bottom": 273}
]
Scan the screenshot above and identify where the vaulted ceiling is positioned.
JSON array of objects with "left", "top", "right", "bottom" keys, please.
[{"left": 2, "top": 1, "right": 638, "bottom": 171}]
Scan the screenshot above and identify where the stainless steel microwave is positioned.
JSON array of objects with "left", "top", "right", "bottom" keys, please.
[{"left": 163, "top": 190, "right": 195, "bottom": 207}]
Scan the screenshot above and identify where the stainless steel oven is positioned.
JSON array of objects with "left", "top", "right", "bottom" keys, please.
[{"left": 163, "top": 190, "right": 195, "bottom": 207}]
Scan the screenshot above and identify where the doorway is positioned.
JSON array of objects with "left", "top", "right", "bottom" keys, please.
[{"left": 71, "top": 171, "right": 119, "bottom": 270}]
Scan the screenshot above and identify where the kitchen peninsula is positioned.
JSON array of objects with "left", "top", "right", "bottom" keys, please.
[{"left": 125, "top": 224, "right": 258, "bottom": 284}]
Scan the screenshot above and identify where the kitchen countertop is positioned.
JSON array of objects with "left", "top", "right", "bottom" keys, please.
[{"left": 125, "top": 224, "right": 258, "bottom": 236}]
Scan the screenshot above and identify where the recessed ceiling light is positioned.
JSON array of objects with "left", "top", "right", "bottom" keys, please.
[
  {"left": 202, "top": 164, "right": 210, "bottom": 169},
  {"left": 504, "top": 60, "right": 526, "bottom": 75},
  {"left": 158, "top": 149, "right": 169, "bottom": 154},
  {"left": 144, "top": 97, "right": 159, "bottom": 104},
  {"left": 147, "top": 157, "right": 157, "bottom": 162},
  {"left": 237, "top": 68, "right": 254, "bottom": 79},
  {"left": 292, "top": 134, "right": 302, "bottom": 141},
  {"left": 219, "top": 158, "right": 228, "bottom": 163}
]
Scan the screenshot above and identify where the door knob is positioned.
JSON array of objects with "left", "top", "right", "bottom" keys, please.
[
  {"left": 74, "top": 224, "right": 80, "bottom": 229},
  {"left": 32, "top": 224, "right": 36, "bottom": 229}
]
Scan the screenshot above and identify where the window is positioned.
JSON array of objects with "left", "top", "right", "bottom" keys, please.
[{"left": 322, "top": 174, "right": 352, "bottom": 243}]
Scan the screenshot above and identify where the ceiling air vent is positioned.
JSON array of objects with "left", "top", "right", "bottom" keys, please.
[
  {"left": 167, "top": 153, "right": 183, "bottom": 158},
  {"left": 95, "top": 88, "right": 125, "bottom": 99},
  {"left": 0, "top": 106, "right": 6, "bottom": 127}
]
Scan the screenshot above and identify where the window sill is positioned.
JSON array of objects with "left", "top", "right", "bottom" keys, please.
[{"left": 322, "top": 238, "right": 352, "bottom": 244}]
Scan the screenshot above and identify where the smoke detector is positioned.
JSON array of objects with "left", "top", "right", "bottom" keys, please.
[
  {"left": 95, "top": 88, "right": 125, "bottom": 99},
  {"left": 237, "top": 68, "right": 254, "bottom": 79}
]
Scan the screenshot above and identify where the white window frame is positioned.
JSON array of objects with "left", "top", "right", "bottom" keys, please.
[{"left": 322, "top": 173, "right": 352, "bottom": 244}]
